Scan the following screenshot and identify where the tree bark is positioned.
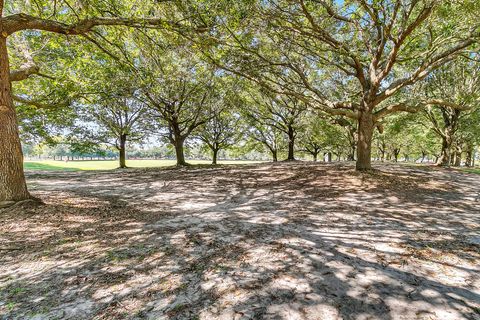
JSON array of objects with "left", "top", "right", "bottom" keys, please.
[
  {"left": 435, "top": 109, "right": 460, "bottom": 167},
  {"left": 453, "top": 148, "right": 461, "bottom": 167},
  {"left": 356, "top": 111, "right": 374, "bottom": 170},
  {"left": 212, "top": 148, "right": 218, "bottom": 165},
  {"left": 272, "top": 149, "right": 278, "bottom": 162},
  {"left": 286, "top": 125, "right": 295, "bottom": 161},
  {"left": 313, "top": 153, "right": 318, "bottom": 162},
  {"left": 0, "top": 34, "right": 31, "bottom": 202},
  {"left": 436, "top": 135, "right": 452, "bottom": 167},
  {"left": 393, "top": 148, "right": 400, "bottom": 162},
  {"left": 465, "top": 146, "right": 473, "bottom": 167},
  {"left": 174, "top": 138, "right": 187, "bottom": 166},
  {"left": 118, "top": 134, "right": 127, "bottom": 168}
]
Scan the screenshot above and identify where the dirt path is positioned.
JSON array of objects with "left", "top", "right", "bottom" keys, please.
[{"left": 1, "top": 162, "right": 479, "bottom": 320}]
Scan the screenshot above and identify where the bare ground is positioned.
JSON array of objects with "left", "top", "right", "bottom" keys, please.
[{"left": 1, "top": 162, "right": 479, "bottom": 320}]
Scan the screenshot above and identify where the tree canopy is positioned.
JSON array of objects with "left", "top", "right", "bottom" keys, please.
[{"left": 1, "top": 0, "right": 479, "bottom": 203}]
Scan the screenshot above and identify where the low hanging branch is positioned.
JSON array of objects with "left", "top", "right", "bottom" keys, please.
[
  {"left": 5, "top": 10, "right": 208, "bottom": 111},
  {"left": 2, "top": 13, "right": 208, "bottom": 36},
  {"left": 9, "top": 40, "right": 57, "bottom": 82},
  {"left": 374, "top": 99, "right": 472, "bottom": 120}
]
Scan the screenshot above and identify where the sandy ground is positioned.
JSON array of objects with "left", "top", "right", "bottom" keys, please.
[{"left": 0, "top": 162, "right": 479, "bottom": 320}]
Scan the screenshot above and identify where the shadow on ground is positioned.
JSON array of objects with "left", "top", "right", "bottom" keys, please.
[{"left": 1, "top": 162, "right": 479, "bottom": 320}]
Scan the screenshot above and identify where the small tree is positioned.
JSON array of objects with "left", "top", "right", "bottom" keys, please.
[
  {"left": 247, "top": 121, "right": 285, "bottom": 162},
  {"left": 140, "top": 56, "right": 218, "bottom": 166},
  {"left": 421, "top": 60, "right": 480, "bottom": 166},
  {"left": 78, "top": 93, "right": 149, "bottom": 168},
  {"left": 457, "top": 109, "right": 480, "bottom": 167},
  {"left": 246, "top": 90, "right": 306, "bottom": 160},
  {"left": 196, "top": 109, "right": 242, "bottom": 164},
  {"left": 299, "top": 114, "right": 323, "bottom": 161}
]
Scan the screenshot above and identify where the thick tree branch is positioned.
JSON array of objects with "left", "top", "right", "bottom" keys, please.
[
  {"left": 376, "top": 31, "right": 480, "bottom": 104},
  {"left": 376, "top": 3, "right": 435, "bottom": 83},
  {"left": 12, "top": 94, "right": 70, "bottom": 109},
  {"left": 374, "top": 99, "right": 471, "bottom": 120},
  {"left": 312, "top": 0, "right": 352, "bottom": 23},
  {"left": 2, "top": 13, "right": 206, "bottom": 35},
  {"left": 9, "top": 62, "right": 39, "bottom": 81}
]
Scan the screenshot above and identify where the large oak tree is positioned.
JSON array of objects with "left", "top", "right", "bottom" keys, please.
[
  {"left": 421, "top": 59, "right": 480, "bottom": 166},
  {"left": 205, "top": 0, "right": 480, "bottom": 170},
  {"left": 138, "top": 48, "right": 219, "bottom": 166},
  {"left": 0, "top": 0, "right": 203, "bottom": 203}
]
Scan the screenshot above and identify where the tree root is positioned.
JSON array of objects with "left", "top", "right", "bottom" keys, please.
[{"left": 0, "top": 197, "right": 44, "bottom": 210}]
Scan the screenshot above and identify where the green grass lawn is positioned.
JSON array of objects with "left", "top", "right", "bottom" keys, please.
[
  {"left": 24, "top": 159, "right": 262, "bottom": 171},
  {"left": 462, "top": 167, "right": 480, "bottom": 175}
]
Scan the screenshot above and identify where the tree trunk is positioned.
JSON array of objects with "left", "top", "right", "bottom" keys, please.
[
  {"left": 356, "top": 111, "right": 374, "bottom": 170},
  {"left": 465, "top": 147, "right": 473, "bottom": 167},
  {"left": 174, "top": 138, "right": 187, "bottom": 166},
  {"left": 119, "top": 134, "right": 127, "bottom": 168},
  {"left": 272, "top": 149, "right": 278, "bottom": 162},
  {"left": 393, "top": 149, "right": 400, "bottom": 162},
  {"left": 313, "top": 153, "right": 318, "bottom": 162},
  {"left": 286, "top": 125, "right": 295, "bottom": 161},
  {"left": 435, "top": 109, "right": 459, "bottom": 167},
  {"left": 437, "top": 135, "right": 452, "bottom": 167},
  {"left": 212, "top": 148, "right": 218, "bottom": 165},
  {"left": 0, "top": 35, "right": 31, "bottom": 203},
  {"left": 453, "top": 149, "right": 461, "bottom": 167}
]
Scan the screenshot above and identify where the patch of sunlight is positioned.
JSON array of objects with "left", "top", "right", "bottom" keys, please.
[
  {"left": 246, "top": 215, "right": 289, "bottom": 225},
  {"left": 24, "top": 159, "right": 264, "bottom": 171}
]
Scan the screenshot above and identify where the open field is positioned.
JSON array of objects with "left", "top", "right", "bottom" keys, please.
[
  {"left": 1, "top": 162, "right": 479, "bottom": 320},
  {"left": 24, "top": 160, "right": 263, "bottom": 171},
  {"left": 463, "top": 167, "right": 480, "bottom": 175},
  {"left": 24, "top": 159, "right": 480, "bottom": 175}
]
